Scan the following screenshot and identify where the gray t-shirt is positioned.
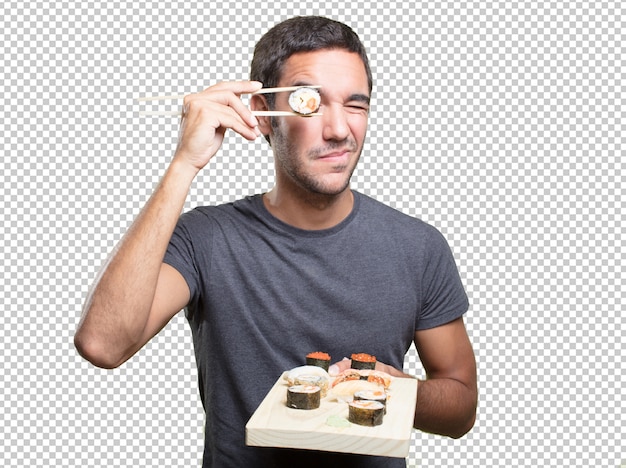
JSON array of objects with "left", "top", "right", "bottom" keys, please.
[{"left": 164, "top": 191, "right": 468, "bottom": 468}]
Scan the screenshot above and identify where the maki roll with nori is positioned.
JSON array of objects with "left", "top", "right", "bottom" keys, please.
[
  {"left": 286, "top": 385, "right": 321, "bottom": 410},
  {"left": 292, "top": 374, "right": 328, "bottom": 398},
  {"left": 288, "top": 87, "right": 321, "bottom": 115},
  {"left": 348, "top": 400, "right": 385, "bottom": 426},
  {"left": 354, "top": 389, "right": 388, "bottom": 414},
  {"left": 306, "top": 351, "right": 331, "bottom": 371},
  {"left": 285, "top": 365, "right": 330, "bottom": 397}
]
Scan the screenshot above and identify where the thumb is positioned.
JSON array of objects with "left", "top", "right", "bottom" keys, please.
[{"left": 328, "top": 357, "right": 351, "bottom": 377}]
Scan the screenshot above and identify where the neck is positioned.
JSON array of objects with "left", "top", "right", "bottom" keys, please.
[{"left": 263, "top": 185, "right": 354, "bottom": 230}]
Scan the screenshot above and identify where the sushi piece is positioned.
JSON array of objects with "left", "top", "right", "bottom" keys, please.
[
  {"left": 354, "top": 389, "right": 388, "bottom": 414},
  {"left": 285, "top": 366, "right": 330, "bottom": 397},
  {"left": 288, "top": 87, "right": 321, "bottom": 115},
  {"left": 332, "top": 368, "right": 393, "bottom": 389},
  {"left": 292, "top": 374, "right": 328, "bottom": 398},
  {"left": 330, "top": 380, "right": 383, "bottom": 403},
  {"left": 286, "top": 385, "right": 321, "bottom": 410},
  {"left": 285, "top": 365, "right": 330, "bottom": 383},
  {"left": 348, "top": 400, "right": 385, "bottom": 426},
  {"left": 351, "top": 353, "right": 377, "bottom": 370},
  {"left": 306, "top": 351, "right": 331, "bottom": 371},
  {"left": 331, "top": 369, "right": 363, "bottom": 387},
  {"left": 357, "top": 369, "right": 393, "bottom": 388}
]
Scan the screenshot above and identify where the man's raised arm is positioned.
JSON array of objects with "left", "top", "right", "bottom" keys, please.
[{"left": 74, "top": 81, "right": 263, "bottom": 368}]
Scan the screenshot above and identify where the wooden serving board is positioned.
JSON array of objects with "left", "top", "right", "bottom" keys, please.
[{"left": 245, "top": 372, "right": 418, "bottom": 458}]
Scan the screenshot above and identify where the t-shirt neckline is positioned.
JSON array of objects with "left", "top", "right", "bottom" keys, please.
[{"left": 253, "top": 190, "right": 361, "bottom": 238}]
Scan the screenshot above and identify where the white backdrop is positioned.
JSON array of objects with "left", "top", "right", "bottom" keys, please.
[{"left": 1, "top": 1, "right": 624, "bottom": 467}]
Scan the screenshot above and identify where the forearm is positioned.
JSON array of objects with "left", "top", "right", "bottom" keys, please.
[
  {"left": 75, "top": 159, "right": 197, "bottom": 366},
  {"left": 413, "top": 376, "right": 477, "bottom": 438}
]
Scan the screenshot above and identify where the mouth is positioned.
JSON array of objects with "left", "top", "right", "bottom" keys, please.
[{"left": 315, "top": 149, "right": 352, "bottom": 162}]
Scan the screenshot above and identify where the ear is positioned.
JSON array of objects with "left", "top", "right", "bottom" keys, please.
[{"left": 250, "top": 95, "right": 271, "bottom": 137}]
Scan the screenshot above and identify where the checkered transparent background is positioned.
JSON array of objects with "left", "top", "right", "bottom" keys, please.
[{"left": 1, "top": 1, "right": 624, "bottom": 467}]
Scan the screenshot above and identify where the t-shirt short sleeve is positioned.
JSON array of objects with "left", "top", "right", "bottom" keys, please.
[
  {"left": 163, "top": 210, "right": 206, "bottom": 307},
  {"left": 416, "top": 225, "right": 469, "bottom": 330}
]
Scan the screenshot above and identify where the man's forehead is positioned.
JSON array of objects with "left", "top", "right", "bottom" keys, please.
[{"left": 279, "top": 50, "right": 370, "bottom": 94}]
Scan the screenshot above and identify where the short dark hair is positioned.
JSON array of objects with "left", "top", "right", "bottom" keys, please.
[{"left": 250, "top": 16, "right": 373, "bottom": 108}]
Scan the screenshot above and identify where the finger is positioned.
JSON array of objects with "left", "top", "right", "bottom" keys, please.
[
  {"left": 185, "top": 88, "right": 260, "bottom": 130},
  {"left": 223, "top": 94, "right": 260, "bottom": 129},
  {"left": 181, "top": 96, "right": 260, "bottom": 141},
  {"left": 197, "top": 80, "right": 263, "bottom": 125},
  {"left": 328, "top": 357, "right": 351, "bottom": 376},
  {"left": 211, "top": 105, "right": 261, "bottom": 140},
  {"left": 204, "top": 80, "right": 263, "bottom": 96},
  {"left": 374, "top": 361, "right": 415, "bottom": 378}
]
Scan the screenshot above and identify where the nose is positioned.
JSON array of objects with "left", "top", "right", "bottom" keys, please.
[{"left": 321, "top": 104, "right": 350, "bottom": 142}]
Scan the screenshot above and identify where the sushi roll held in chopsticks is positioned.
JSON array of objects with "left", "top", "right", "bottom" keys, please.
[{"left": 288, "top": 87, "right": 321, "bottom": 115}]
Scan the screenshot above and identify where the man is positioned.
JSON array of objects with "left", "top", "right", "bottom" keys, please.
[{"left": 75, "top": 16, "right": 477, "bottom": 467}]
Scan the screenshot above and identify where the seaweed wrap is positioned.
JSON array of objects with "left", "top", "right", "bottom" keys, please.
[
  {"left": 348, "top": 400, "right": 385, "bottom": 426},
  {"left": 350, "top": 353, "right": 377, "bottom": 370},
  {"left": 286, "top": 385, "right": 321, "bottom": 410},
  {"left": 354, "top": 389, "right": 388, "bottom": 414},
  {"left": 306, "top": 351, "right": 331, "bottom": 371}
]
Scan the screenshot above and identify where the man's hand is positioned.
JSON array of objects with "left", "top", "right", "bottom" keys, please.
[
  {"left": 328, "top": 357, "right": 415, "bottom": 379},
  {"left": 75, "top": 80, "right": 265, "bottom": 369},
  {"left": 326, "top": 318, "right": 477, "bottom": 439},
  {"left": 173, "top": 81, "right": 264, "bottom": 175}
]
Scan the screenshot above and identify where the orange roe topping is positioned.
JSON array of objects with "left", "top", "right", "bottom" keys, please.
[
  {"left": 306, "top": 351, "right": 331, "bottom": 360},
  {"left": 351, "top": 353, "right": 376, "bottom": 362}
]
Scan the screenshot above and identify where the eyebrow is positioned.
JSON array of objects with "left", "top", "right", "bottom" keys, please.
[{"left": 347, "top": 93, "right": 371, "bottom": 105}]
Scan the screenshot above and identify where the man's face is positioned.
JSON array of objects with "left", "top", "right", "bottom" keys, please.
[{"left": 266, "top": 49, "right": 370, "bottom": 197}]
